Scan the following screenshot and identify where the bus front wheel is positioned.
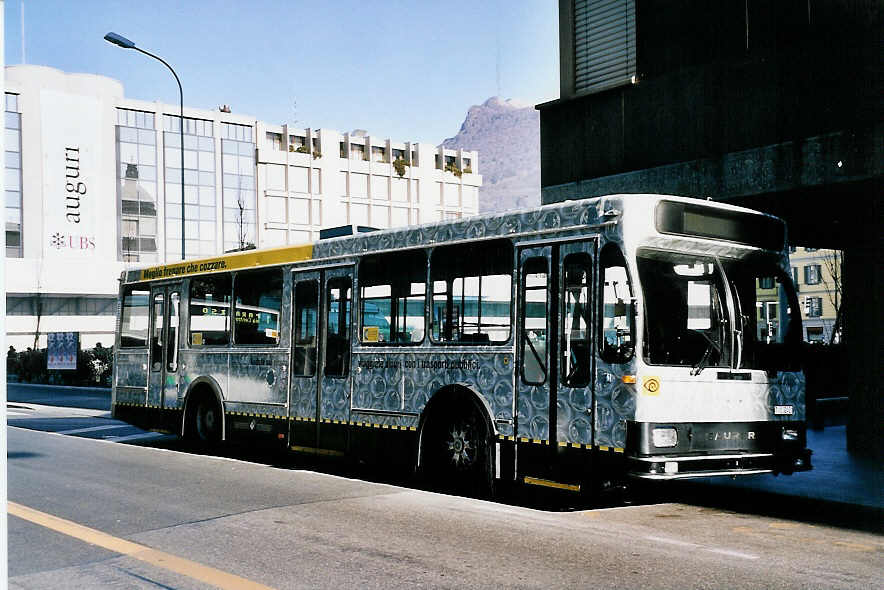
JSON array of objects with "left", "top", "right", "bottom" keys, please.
[{"left": 422, "top": 401, "right": 493, "bottom": 497}]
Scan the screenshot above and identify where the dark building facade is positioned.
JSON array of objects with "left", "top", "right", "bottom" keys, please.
[{"left": 539, "top": 0, "right": 882, "bottom": 456}]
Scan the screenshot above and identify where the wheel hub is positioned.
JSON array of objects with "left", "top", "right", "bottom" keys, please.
[{"left": 447, "top": 428, "right": 473, "bottom": 466}]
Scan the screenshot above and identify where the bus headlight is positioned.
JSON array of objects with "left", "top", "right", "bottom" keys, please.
[
  {"left": 782, "top": 428, "right": 800, "bottom": 441},
  {"left": 652, "top": 427, "right": 678, "bottom": 448}
]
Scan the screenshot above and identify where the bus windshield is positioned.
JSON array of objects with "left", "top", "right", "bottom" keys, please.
[
  {"left": 638, "top": 250, "right": 801, "bottom": 372},
  {"left": 638, "top": 251, "right": 730, "bottom": 369},
  {"left": 723, "top": 255, "right": 802, "bottom": 371}
]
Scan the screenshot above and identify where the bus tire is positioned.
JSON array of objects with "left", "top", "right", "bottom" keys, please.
[
  {"left": 185, "top": 391, "right": 222, "bottom": 447},
  {"left": 421, "top": 397, "right": 494, "bottom": 498}
]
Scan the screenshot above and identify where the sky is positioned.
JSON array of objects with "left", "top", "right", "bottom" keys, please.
[{"left": 3, "top": 0, "right": 559, "bottom": 144}]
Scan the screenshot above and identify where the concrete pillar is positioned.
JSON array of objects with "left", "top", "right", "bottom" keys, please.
[{"left": 844, "top": 195, "right": 883, "bottom": 459}]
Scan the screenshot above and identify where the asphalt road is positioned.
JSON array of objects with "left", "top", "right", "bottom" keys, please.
[
  {"left": 7, "top": 383, "right": 111, "bottom": 411},
  {"left": 6, "top": 403, "right": 883, "bottom": 589}
]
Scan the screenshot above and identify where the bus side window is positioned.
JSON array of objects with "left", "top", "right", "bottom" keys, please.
[
  {"left": 325, "top": 277, "right": 351, "bottom": 377},
  {"left": 429, "top": 239, "right": 513, "bottom": 344},
  {"left": 293, "top": 280, "right": 318, "bottom": 376},
  {"left": 233, "top": 268, "right": 283, "bottom": 346},
  {"left": 599, "top": 245, "right": 635, "bottom": 364},
  {"left": 167, "top": 292, "right": 180, "bottom": 372},
  {"left": 151, "top": 293, "right": 164, "bottom": 371},
  {"left": 562, "top": 253, "right": 592, "bottom": 387},
  {"left": 520, "top": 257, "right": 548, "bottom": 385},
  {"left": 359, "top": 250, "right": 426, "bottom": 344},
  {"left": 120, "top": 286, "right": 150, "bottom": 348},
  {"left": 189, "top": 274, "right": 232, "bottom": 346}
]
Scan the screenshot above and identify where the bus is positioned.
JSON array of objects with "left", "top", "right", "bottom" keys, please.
[{"left": 112, "top": 194, "right": 811, "bottom": 495}]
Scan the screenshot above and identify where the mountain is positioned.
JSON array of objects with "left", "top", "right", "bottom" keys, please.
[{"left": 440, "top": 97, "right": 540, "bottom": 213}]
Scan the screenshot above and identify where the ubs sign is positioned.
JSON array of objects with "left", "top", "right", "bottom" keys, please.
[{"left": 41, "top": 90, "right": 106, "bottom": 259}]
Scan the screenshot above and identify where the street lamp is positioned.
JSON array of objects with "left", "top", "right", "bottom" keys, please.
[{"left": 104, "top": 32, "right": 187, "bottom": 260}]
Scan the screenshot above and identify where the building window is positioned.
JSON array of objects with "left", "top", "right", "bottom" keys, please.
[
  {"left": 163, "top": 115, "right": 218, "bottom": 259},
  {"left": 221, "top": 125, "right": 256, "bottom": 252},
  {"left": 339, "top": 141, "right": 347, "bottom": 158},
  {"left": 117, "top": 109, "right": 158, "bottom": 262},
  {"left": 806, "top": 326, "right": 824, "bottom": 342},
  {"left": 789, "top": 246, "right": 797, "bottom": 253},
  {"left": 5, "top": 93, "right": 23, "bottom": 257},
  {"left": 792, "top": 267, "right": 799, "bottom": 289},
  {"left": 350, "top": 143, "right": 366, "bottom": 161},
  {"left": 164, "top": 114, "right": 213, "bottom": 137},
  {"left": 804, "top": 265, "right": 821, "bottom": 285},
  {"left": 266, "top": 132, "right": 283, "bottom": 151},
  {"left": 805, "top": 248, "right": 818, "bottom": 252},
  {"left": 758, "top": 277, "right": 775, "bottom": 289},
  {"left": 805, "top": 297, "right": 822, "bottom": 318},
  {"left": 220, "top": 122, "right": 252, "bottom": 142},
  {"left": 371, "top": 145, "right": 387, "bottom": 163},
  {"left": 573, "top": 0, "right": 636, "bottom": 95},
  {"left": 290, "top": 134, "right": 307, "bottom": 153}
]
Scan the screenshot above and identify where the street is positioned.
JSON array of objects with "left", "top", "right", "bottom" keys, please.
[{"left": 6, "top": 389, "right": 883, "bottom": 589}]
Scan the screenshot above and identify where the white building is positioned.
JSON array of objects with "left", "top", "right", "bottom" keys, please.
[{"left": 4, "top": 65, "right": 481, "bottom": 349}]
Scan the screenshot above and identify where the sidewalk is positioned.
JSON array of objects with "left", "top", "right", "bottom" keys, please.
[
  {"left": 704, "top": 425, "right": 884, "bottom": 510},
  {"left": 669, "top": 425, "right": 884, "bottom": 532}
]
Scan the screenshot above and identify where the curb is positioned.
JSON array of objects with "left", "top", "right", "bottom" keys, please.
[{"left": 6, "top": 382, "right": 111, "bottom": 394}]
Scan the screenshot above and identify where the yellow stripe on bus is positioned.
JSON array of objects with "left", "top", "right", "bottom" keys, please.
[
  {"left": 523, "top": 477, "right": 581, "bottom": 492},
  {"left": 137, "top": 243, "right": 313, "bottom": 282}
]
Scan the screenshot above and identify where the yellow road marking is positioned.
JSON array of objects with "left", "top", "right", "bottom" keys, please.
[{"left": 8, "top": 502, "right": 276, "bottom": 590}]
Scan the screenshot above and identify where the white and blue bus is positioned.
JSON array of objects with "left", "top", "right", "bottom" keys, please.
[{"left": 113, "top": 194, "right": 811, "bottom": 495}]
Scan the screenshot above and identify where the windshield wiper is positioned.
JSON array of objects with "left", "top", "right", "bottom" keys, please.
[
  {"left": 730, "top": 280, "right": 744, "bottom": 370},
  {"left": 691, "top": 331, "right": 721, "bottom": 376}
]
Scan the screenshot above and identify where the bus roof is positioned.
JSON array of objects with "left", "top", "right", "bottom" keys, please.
[{"left": 122, "top": 194, "right": 782, "bottom": 284}]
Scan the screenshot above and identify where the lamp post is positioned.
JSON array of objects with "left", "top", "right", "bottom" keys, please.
[{"left": 104, "top": 32, "right": 187, "bottom": 260}]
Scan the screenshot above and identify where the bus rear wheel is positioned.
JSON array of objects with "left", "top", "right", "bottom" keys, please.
[
  {"left": 422, "top": 401, "right": 493, "bottom": 497},
  {"left": 186, "top": 393, "right": 222, "bottom": 447}
]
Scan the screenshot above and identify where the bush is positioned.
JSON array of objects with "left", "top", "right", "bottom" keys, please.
[
  {"left": 445, "top": 162, "right": 462, "bottom": 178},
  {"left": 393, "top": 157, "right": 408, "bottom": 177},
  {"left": 6, "top": 344, "right": 114, "bottom": 387}
]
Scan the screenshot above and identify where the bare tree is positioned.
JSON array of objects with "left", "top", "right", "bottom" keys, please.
[{"left": 819, "top": 249, "right": 843, "bottom": 344}]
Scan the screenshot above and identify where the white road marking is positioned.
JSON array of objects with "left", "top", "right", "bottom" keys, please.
[
  {"left": 7, "top": 411, "right": 31, "bottom": 417},
  {"left": 645, "top": 535, "right": 759, "bottom": 560},
  {"left": 107, "top": 431, "right": 168, "bottom": 442},
  {"left": 56, "top": 424, "right": 129, "bottom": 435}
]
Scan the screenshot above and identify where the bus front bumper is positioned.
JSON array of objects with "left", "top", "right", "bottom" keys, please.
[
  {"left": 624, "top": 420, "right": 813, "bottom": 480},
  {"left": 626, "top": 449, "right": 812, "bottom": 480}
]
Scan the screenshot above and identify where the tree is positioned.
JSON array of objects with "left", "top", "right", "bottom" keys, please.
[{"left": 819, "top": 249, "right": 843, "bottom": 344}]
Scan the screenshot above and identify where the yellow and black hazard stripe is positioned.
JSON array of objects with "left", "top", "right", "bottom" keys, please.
[{"left": 497, "top": 433, "right": 624, "bottom": 454}]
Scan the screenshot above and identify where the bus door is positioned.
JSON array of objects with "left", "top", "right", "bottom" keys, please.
[
  {"left": 516, "top": 239, "right": 596, "bottom": 487},
  {"left": 147, "top": 284, "right": 182, "bottom": 411},
  {"left": 289, "top": 270, "right": 321, "bottom": 450},
  {"left": 318, "top": 266, "right": 355, "bottom": 455}
]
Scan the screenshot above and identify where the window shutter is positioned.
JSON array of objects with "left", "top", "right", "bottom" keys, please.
[{"left": 574, "top": 0, "right": 636, "bottom": 95}]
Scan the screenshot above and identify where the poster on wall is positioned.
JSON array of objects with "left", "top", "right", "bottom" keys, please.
[
  {"left": 40, "top": 90, "right": 110, "bottom": 261},
  {"left": 47, "top": 332, "right": 79, "bottom": 370}
]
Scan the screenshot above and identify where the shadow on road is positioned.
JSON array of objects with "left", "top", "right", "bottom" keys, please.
[{"left": 125, "top": 435, "right": 882, "bottom": 533}]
